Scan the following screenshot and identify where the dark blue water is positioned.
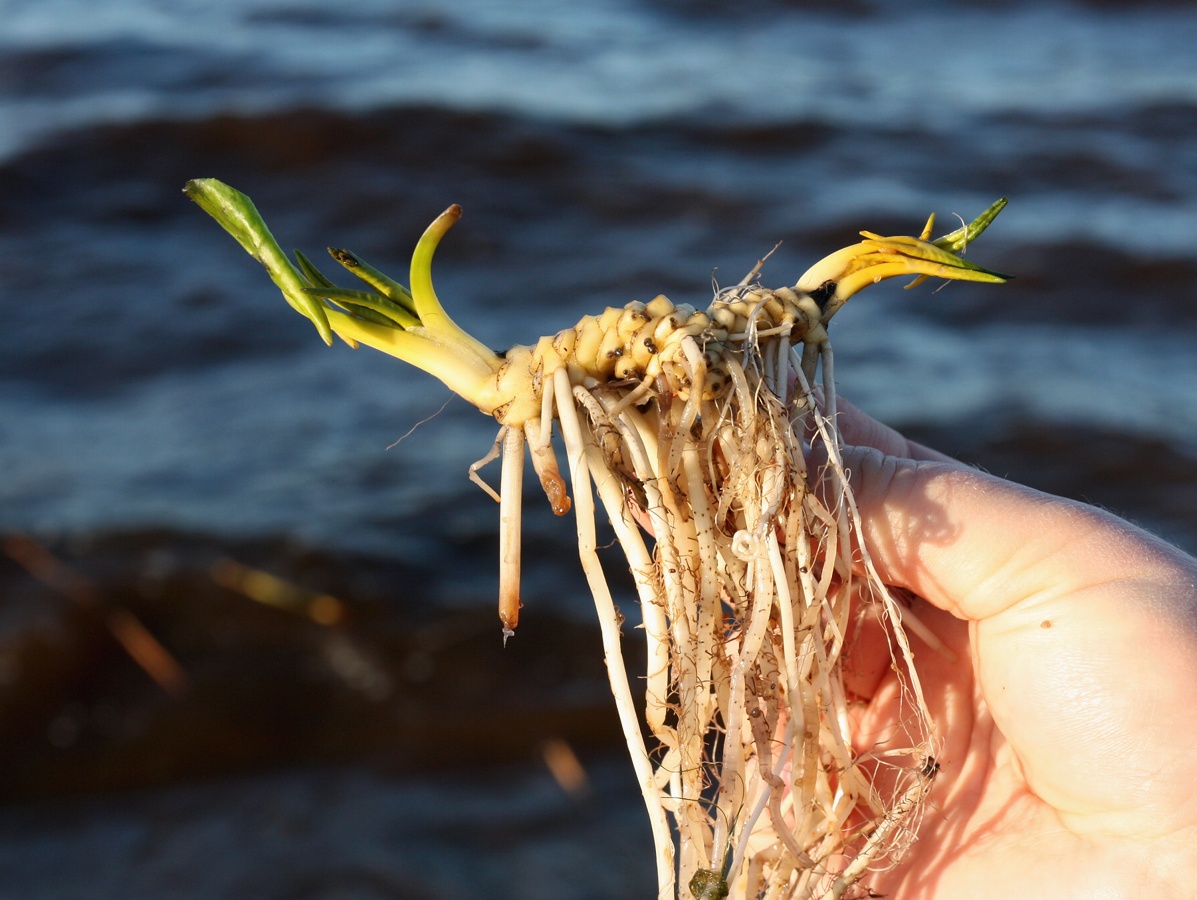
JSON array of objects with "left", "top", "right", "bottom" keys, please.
[
  {"left": 4, "top": 0, "right": 1197, "bottom": 555},
  {"left": 2, "top": 0, "right": 1196, "bottom": 895}
]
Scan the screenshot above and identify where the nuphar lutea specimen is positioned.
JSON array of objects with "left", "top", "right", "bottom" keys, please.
[{"left": 186, "top": 179, "right": 1009, "bottom": 899}]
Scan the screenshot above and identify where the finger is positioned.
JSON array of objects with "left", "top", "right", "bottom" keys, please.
[{"left": 836, "top": 445, "right": 1192, "bottom": 620}]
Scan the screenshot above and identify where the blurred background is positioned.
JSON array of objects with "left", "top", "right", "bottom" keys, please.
[{"left": 1, "top": 0, "right": 1196, "bottom": 896}]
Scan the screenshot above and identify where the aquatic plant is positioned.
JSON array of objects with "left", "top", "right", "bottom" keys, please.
[{"left": 186, "top": 178, "right": 1007, "bottom": 899}]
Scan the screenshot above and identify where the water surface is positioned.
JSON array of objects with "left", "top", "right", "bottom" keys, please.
[{"left": 1, "top": 1, "right": 1195, "bottom": 895}]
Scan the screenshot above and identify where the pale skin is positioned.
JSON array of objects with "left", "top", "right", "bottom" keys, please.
[{"left": 832, "top": 399, "right": 1197, "bottom": 899}]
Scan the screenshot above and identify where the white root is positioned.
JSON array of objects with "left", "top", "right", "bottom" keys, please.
[
  {"left": 474, "top": 291, "right": 941, "bottom": 898},
  {"left": 468, "top": 428, "right": 505, "bottom": 504},
  {"left": 526, "top": 417, "right": 571, "bottom": 517},
  {"left": 458, "top": 307, "right": 942, "bottom": 899},
  {"left": 497, "top": 425, "right": 525, "bottom": 642},
  {"left": 595, "top": 401, "right": 673, "bottom": 742},
  {"left": 554, "top": 367, "right": 677, "bottom": 899},
  {"left": 541, "top": 326, "right": 937, "bottom": 898}
]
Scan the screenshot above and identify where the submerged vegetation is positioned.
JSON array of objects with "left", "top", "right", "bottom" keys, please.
[{"left": 187, "top": 178, "right": 1007, "bottom": 899}]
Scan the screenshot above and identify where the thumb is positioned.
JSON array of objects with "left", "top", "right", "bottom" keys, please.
[{"left": 836, "top": 445, "right": 1086, "bottom": 621}]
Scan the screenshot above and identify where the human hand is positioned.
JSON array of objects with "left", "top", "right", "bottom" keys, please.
[{"left": 833, "top": 399, "right": 1197, "bottom": 898}]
